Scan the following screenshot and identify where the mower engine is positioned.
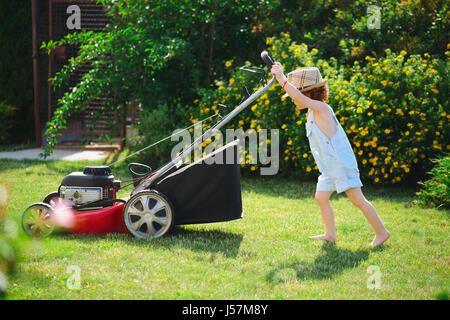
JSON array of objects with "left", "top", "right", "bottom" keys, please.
[{"left": 59, "top": 166, "right": 121, "bottom": 207}]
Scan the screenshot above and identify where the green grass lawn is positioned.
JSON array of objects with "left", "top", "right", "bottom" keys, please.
[{"left": 0, "top": 159, "right": 448, "bottom": 299}]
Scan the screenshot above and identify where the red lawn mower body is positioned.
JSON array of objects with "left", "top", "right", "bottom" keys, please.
[{"left": 68, "top": 203, "right": 128, "bottom": 235}]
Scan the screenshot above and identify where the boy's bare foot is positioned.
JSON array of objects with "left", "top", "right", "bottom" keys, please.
[
  {"left": 308, "top": 234, "right": 337, "bottom": 242},
  {"left": 371, "top": 230, "right": 391, "bottom": 246}
]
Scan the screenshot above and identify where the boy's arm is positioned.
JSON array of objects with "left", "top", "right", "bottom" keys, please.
[{"left": 271, "top": 63, "right": 328, "bottom": 113}]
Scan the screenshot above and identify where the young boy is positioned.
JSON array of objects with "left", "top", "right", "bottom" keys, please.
[{"left": 271, "top": 62, "right": 390, "bottom": 246}]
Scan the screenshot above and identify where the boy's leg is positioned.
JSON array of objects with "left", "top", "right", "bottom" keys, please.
[
  {"left": 309, "top": 190, "right": 337, "bottom": 242},
  {"left": 345, "top": 187, "right": 390, "bottom": 246}
]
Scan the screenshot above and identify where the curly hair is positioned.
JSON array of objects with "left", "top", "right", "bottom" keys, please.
[{"left": 302, "top": 85, "right": 329, "bottom": 102}]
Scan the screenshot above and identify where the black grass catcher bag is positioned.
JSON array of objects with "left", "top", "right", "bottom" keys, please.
[{"left": 153, "top": 140, "right": 243, "bottom": 225}]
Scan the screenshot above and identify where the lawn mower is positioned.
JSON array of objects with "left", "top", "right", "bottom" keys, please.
[{"left": 22, "top": 51, "right": 277, "bottom": 239}]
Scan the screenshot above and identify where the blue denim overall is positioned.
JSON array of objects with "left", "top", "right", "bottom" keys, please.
[{"left": 305, "top": 107, "right": 363, "bottom": 193}]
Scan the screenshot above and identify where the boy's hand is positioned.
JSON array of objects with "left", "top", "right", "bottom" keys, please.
[{"left": 270, "top": 62, "right": 284, "bottom": 80}]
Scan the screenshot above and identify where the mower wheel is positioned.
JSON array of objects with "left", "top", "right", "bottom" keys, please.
[
  {"left": 123, "top": 190, "right": 173, "bottom": 239},
  {"left": 43, "top": 191, "right": 60, "bottom": 206},
  {"left": 22, "top": 202, "right": 55, "bottom": 238}
]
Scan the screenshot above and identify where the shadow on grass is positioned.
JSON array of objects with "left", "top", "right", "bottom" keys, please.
[
  {"left": 165, "top": 226, "right": 244, "bottom": 258},
  {"left": 266, "top": 243, "right": 370, "bottom": 283},
  {"left": 57, "top": 226, "right": 244, "bottom": 258}
]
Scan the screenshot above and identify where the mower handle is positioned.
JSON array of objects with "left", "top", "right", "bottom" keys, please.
[
  {"left": 260, "top": 51, "right": 275, "bottom": 69},
  {"left": 128, "top": 162, "right": 152, "bottom": 186}
]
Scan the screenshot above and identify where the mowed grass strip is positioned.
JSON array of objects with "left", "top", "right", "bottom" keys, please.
[{"left": 0, "top": 159, "right": 448, "bottom": 299}]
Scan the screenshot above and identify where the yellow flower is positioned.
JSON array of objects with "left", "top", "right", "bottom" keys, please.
[
  {"left": 229, "top": 78, "right": 235, "bottom": 85},
  {"left": 431, "top": 88, "right": 439, "bottom": 94},
  {"left": 356, "top": 107, "right": 363, "bottom": 113},
  {"left": 225, "top": 61, "right": 232, "bottom": 67},
  {"left": 303, "top": 153, "right": 308, "bottom": 158},
  {"left": 385, "top": 129, "right": 391, "bottom": 134},
  {"left": 306, "top": 166, "right": 312, "bottom": 172}
]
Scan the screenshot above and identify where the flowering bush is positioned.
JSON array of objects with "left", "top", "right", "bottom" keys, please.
[
  {"left": 185, "top": 33, "right": 449, "bottom": 184},
  {"left": 326, "top": 47, "right": 449, "bottom": 184}
]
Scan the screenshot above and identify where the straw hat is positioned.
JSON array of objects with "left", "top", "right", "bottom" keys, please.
[{"left": 286, "top": 67, "right": 327, "bottom": 92}]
